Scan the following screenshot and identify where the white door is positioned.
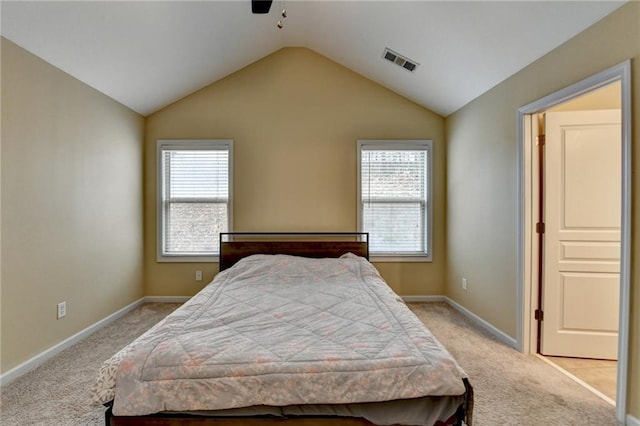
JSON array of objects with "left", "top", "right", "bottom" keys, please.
[{"left": 541, "top": 110, "right": 621, "bottom": 360}]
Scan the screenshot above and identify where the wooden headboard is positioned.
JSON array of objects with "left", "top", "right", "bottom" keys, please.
[{"left": 219, "top": 232, "right": 369, "bottom": 271}]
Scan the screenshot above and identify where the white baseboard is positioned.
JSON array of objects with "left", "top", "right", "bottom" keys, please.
[
  {"left": 400, "top": 295, "right": 517, "bottom": 349},
  {"left": 401, "top": 295, "right": 447, "bottom": 303},
  {"left": 627, "top": 414, "right": 640, "bottom": 426},
  {"left": 0, "top": 297, "right": 144, "bottom": 386},
  {"left": 144, "top": 296, "right": 191, "bottom": 303},
  {"left": 444, "top": 297, "right": 518, "bottom": 349}
]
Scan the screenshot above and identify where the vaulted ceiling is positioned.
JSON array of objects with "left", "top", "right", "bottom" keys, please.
[{"left": 1, "top": 1, "right": 625, "bottom": 117}]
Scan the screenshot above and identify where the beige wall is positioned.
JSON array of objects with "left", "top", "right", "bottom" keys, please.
[
  {"left": 445, "top": 2, "right": 639, "bottom": 418},
  {"left": 0, "top": 38, "right": 145, "bottom": 374},
  {"left": 145, "top": 47, "right": 445, "bottom": 297}
]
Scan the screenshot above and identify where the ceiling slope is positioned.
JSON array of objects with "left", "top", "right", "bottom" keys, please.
[{"left": 1, "top": 1, "right": 626, "bottom": 116}]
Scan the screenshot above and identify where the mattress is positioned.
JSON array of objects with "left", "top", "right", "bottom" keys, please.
[{"left": 94, "top": 253, "right": 470, "bottom": 425}]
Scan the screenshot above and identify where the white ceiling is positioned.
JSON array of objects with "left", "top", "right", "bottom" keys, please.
[{"left": 1, "top": 1, "right": 626, "bottom": 117}]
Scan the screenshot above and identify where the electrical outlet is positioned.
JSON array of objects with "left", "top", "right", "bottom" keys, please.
[
  {"left": 195, "top": 270, "right": 203, "bottom": 281},
  {"left": 57, "top": 302, "right": 67, "bottom": 319},
  {"left": 462, "top": 278, "right": 468, "bottom": 291}
]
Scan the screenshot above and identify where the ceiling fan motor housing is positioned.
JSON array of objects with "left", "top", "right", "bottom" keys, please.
[{"left": 252, "top": 0, "right": 273, "bottom": 14}]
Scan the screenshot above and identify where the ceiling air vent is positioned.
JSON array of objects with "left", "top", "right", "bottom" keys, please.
[{"left": 382, "top": 48, "right": 419, "bottom": 73}]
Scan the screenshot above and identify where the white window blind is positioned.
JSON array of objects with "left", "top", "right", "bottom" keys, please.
[
  {"left": 157, "top": 140, "right": 232, "bottom": 261},
  {"left": 358, "top": 141, "right": 432, "bottom": 259}
]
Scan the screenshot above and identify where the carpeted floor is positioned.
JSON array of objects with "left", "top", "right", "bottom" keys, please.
[
  {"left": 0, "top": 302, "right": 616, "bottom": 425},
  {"left": 407, "top": 303, "right": 615, "bottom": 425},
  {"left": 0, "top": 303, "right": 181, "bottom": 425}
]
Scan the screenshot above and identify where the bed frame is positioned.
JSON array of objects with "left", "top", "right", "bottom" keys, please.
[
  {"left": 105, "top": 406, "right": 467, "bottom": 426},
  {"left": 218, "top": 232, "right": 369, "bottom": 271},
  {"left": 105, "top": 232, "right": 471, "bottom": 426}
]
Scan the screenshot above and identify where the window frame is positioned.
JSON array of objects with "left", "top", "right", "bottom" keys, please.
[
  {"left": 156, "top": 139, "right": 233, "bottom": 263},
  {"left": 357, "top": 140, "right": 433, "bottom": 262}
]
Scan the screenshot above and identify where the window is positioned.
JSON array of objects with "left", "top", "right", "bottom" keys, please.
[
  {"left": 157, "top": 140, "right": 232, "bottom": 262},
  {"left": 357, "top": 140, "right": 432, "bottom": 261}
]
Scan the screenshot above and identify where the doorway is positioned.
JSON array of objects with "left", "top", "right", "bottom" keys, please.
[
  {"left": 516, "top": 61, "right": 631, "bottom": 424},
  {"left": 539, "top": 89, "right": 621, "bottom": 404}
]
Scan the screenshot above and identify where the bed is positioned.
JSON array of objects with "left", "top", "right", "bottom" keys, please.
[{"left": 94, "top": 232, "right": 473, "bottom": 426}]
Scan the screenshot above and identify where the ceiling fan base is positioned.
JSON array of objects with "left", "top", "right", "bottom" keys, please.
[{"left": 251, "top": 0, "right": 273, "bottom": 14}]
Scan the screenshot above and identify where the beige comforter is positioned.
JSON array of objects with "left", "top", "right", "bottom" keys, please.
[{"left": 95, "top": 254, "right": 468, "bottom": 418}]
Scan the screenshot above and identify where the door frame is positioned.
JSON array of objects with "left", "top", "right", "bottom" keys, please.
[{"left": 516, "top": 61, "right": 631, "bottom": 423}]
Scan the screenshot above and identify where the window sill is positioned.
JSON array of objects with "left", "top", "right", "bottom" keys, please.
[
  {"left": 156, "top": 255, "right": 220, "bottom": 263},
  {"left": 369, "top": 255, "right": 432, "bottom": 263}
]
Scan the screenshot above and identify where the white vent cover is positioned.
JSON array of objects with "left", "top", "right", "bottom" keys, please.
[{"left": 382, "top": 48, "right": 419, "bottom": 72}]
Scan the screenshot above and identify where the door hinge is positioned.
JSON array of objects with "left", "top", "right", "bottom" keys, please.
[
  {"left": 536, "top": 222, "right": 545, "bottom": 234},
  {"left": 536, "top": 135, "right": 546, "bottom": 146},
  {"left": 535, "top": 309, "right": 544, "bottom": 321}
]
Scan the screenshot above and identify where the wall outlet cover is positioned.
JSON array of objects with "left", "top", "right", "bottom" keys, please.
[{"left": 57, "top": 302, "right": 67, "bottom": 319}]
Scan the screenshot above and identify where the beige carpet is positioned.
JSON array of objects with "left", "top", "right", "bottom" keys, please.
[
  {"left": 0, "top": 303, "right": 181, "bottom": 425},
  {"left": 0, "top": 302, "right": 616, "bottom": 425}
]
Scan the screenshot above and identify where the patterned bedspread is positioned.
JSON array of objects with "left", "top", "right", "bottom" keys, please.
[{"left": 94, "top": 254, "right": 469, "bottom": 418}]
